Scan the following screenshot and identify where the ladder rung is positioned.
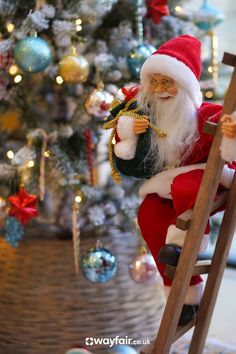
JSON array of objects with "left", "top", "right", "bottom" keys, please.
[
  {"left": 140, "top": 320, "right": 196, "bottom": 354},
  {"left": 174, "top": 319, "right": 196, "bottom": 341},
  {"left": 176, "top": 191, "right": 228, "bottom": 231},
  {"left": 203, "top": 121, "right": 218, "bottom": 135},
  {"left": 164, "top": 260, "right": 212, "bottom": 279},
  {"left": 222, "top": 52, "right": 236, "bottom": 67}
]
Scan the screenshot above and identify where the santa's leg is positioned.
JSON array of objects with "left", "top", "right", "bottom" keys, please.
[
  {"left": 159, "top": 169, "right": 212, "bottom": 262},
  {"left": 138, "top": 193, "right": 202, "bottom": 325}
]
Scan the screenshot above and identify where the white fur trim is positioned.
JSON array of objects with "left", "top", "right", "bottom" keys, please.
[
  {"left": 221, "top": 136, "right": 236, "bottom": 164},
  {"left": 139, "top": 163, "right": 233, "bottom": 199},
  {"left": 114, "top": 139, "right": 137, "bottom": 160},
  {"left": 166, "top": 225, "right": 187, "bottom": 247},
  {"left": 116, "top": 114, "right": 136, "bottom": 140},
  {"left": 199, "top": 233, "right": 210, "bottom": 253},
  {"left": 139, "top": 163, "right": 206, "bottom": 199},
  {"left": 115, "top": 114, "right": 138, "bottom": 160},
  {"left": 166, "top": 224, "right": 210, "bottom": 252},
  {"left": 140, "top": 54, "right": 202, "bottom": 108},
  {"left": 221, "top": 164, "right": 234, "bottom": 189},
  {"left": 164, "top": 283, "right": 203, "bottom": 305},
  {"left": 185, "top": 283, "right": 203, "bottom": 305}
]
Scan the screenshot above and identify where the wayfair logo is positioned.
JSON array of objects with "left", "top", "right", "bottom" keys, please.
[{"left": 85, "top": 336, "right": 150, "bottom": 347}]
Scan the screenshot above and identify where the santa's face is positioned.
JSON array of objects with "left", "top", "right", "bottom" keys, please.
[{"left": 149, "top": 73, "right": 178, "bottom": 99}]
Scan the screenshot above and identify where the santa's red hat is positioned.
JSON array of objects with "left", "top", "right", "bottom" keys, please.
[{"left": 140, "top": 35, "right": 202, "bottom": 107}]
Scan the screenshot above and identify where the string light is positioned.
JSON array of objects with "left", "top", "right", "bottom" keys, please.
[
  {"left": 75, "top": 18, "right": 83, "bottom": 32},
  {"left": 75, "top": 195, "right": 82, "bottom": 203},
  {"left": 205, "top": 90, "right": 214, "bottom": 99},
  {"left": 28, "top": 160, "right": 35, "bottom": 168},
  {"left": 44, "top": 150, "right": 51, "bottom": 158},
  {"left": 175, "top": 6, "right": 182, "bottom": 13},
  {"left": 76, "top": 18, "right": 82, "bottom": 25},
  {"left": 6, "top": 22, "right": 14, "bottom": 33},
  {"left": 208, "top": 66, "right": 213, "bottom": 73},
  {"left": 9, "top": 65, "right": 18, "bottom": 75},
  {"left": 56, "top": 75, "right": 63, "bottom": 84},
  {"left": 14, "top": 75, "right": 22, "bottom": 84},
  {"left": 6, "top": 150, "right": 14, "bottom": 159},
  {"left": 76, "top": 25, "right": 82, "bottom": 32}
]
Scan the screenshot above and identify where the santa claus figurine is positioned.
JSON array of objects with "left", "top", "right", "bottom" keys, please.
[{"left": 108, "top": 35, "right": 236, "bottom": 325}]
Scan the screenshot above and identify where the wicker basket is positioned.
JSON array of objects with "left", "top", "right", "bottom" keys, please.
[{"left": 0, "top": 225, "right": 165, "bottom": 354}]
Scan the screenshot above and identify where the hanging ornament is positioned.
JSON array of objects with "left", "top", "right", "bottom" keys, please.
[
  {"left": 8, "top": 186, "right": 38, "bottom": 225},
  {"left": 129, "top": 245, "right": 158, "bottom": 284},
  {"left": 85, "top": 128, "right": 94, "bottom": 185},
  {"left": 81, "top": 243, "right": 117, "bottom": 283},
  {"left": 58, "top": 47, "right": 89, "bottom": 84},
  {"left": 194, "top": 0, "right": 224, "bottom": 31},
  {"left": 85, "top": 82, "right": 114, "bottom": 119},
  {"left": 127, "top": 44, "right": 156, "bottom": 79},
  {"left": 108, "top": 345, "right": 138, "bottom": 354},
  {"left": 0, "top": 48, "right": 13, "bottom": 70},
  {"left": 27, "top": 128, "right": 49, "bottom": 201},
  {"left": 146, "top": 0, "right": 170, "bottom": 25},
  {"left": 4, "top": 216, "right": 24, "bottom": 247},
  {"left": 0, "top": 109, "right": 20, "bottom": 131},
  {"left": 65, "top": 349, "right": 93, "bottom": 354},
  {"left": 14, "top": 36, "right": 52, "bottom": 73},
  {"left": 72, "top": 196, "right": 82, "bottom": 275}
]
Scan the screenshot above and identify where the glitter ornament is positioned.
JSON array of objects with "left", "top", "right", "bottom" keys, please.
[
  {"left": 14, "top": 36, "right": 52, "bottom": 73},
  {"left": 59, "top": 47, "right": 89, "bottom": 84},
  {"left": 81, "top": 246, "right": 117, "bottom": 283},
  {"left": 195, "top": 0, "right": 224, "bottom": 31},
  {"left": 85, "top": 82, "right": 114, "bottom": 119},
  {"left": 129, "top": 246, "right": 159, "bottom": 284},
  {"left": 127, "top": 44, "right": 156, "bottom": 79},
  {"left": 4, "top": 216, "right": 24, "bottom": 247},
  {"left": 108, "top": 345, "right": 138, "bottom": 354}
]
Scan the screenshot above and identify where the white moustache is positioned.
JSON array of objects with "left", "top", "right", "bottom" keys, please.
[{"left": 155, "top": 92, "right": 176, "bottom": 98}]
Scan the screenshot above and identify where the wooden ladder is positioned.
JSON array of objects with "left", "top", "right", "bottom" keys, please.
[{"left": 141, "top": 52, "right": 236, "bottom": 354}]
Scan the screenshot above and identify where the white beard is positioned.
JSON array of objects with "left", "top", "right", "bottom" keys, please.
[{"left": 137, "top": 85, "right": 199, "bottom": 173}]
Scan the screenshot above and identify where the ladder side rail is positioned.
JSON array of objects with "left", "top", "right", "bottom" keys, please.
[
  {"left": 189, "top": 171, "right": 236, "bottom": 354},
  {"left": 152, "top": 56, "right": 236, "bottom": 354}
]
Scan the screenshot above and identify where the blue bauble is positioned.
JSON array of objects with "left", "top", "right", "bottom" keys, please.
[
  {"left": 195, "top": 0, "right": 224, "bottom": 31},
  {"left": 81, "top": 247, "right": 117, "bottom": 283},
  {"left": 14, "top": 36, "right": 52, "bottom": 73},
  {"left": 127, "top": 44, "right": 156, "bottom": 79},
  {"left": 108, "top": 345, "right": 138, "bottom": 354},
  {"left": 4, "top": 216, "right": 24, "bottom": 247}
]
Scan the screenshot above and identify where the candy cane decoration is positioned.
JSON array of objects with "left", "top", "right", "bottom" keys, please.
[{"left": 85, "top": 128, "right": 94, "bottom": 185}]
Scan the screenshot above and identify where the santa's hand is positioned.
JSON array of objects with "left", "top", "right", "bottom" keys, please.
[
  {"left": 221, "top": 114, "right": 236, "bottom": 139},
  {"left": 133, "top": 117, "right": 149, "bottom": 134}
]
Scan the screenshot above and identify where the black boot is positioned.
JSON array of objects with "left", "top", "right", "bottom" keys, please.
[
  {"left": 158, "top": 243, "right": 182, "bottom": 266},
  {"left": 178, "top": 304, "right": 199, "bottom": 326}
]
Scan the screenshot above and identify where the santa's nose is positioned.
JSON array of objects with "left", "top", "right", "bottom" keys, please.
[{"left": 153, "top": 86, "right": 166, "bottom": 94}]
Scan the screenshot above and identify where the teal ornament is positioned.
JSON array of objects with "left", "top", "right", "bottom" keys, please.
[
  {"left": 14, "top": 36, "right": 52, "bottom": 73},
  {"left": 65, "top": 349, "right": 93, "bottom": 354},
  {"left": 81, "top": 247, "right": 117, "bottom": 283},
  {"left": 195, "top": 0, "right": 224, "bottom": 31},
  {"left": 108, "top": 345, "right": 138, "bottom": 354},
  {"left": 4, "top": 216, "right": 24, "bottom": 247},
  {"left": 127, "top": 44, "right": 156, "bottom": 79}
]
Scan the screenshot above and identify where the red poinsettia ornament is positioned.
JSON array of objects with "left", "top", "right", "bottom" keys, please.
[
  {"left": 122, "top": 85, "right": 140, "bottom": 101},
  {"left": 146, "top": 0, "right": 169, "bottom": 24},
  {"left": 8, "top": 187, "right": 38, "bottom": 225}
]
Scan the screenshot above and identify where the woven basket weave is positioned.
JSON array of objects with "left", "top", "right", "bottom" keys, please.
[{"left": 0, "top": 225, "right": 165, "bottom": 354}]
